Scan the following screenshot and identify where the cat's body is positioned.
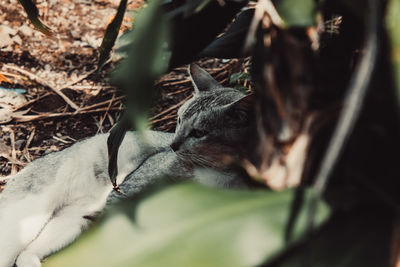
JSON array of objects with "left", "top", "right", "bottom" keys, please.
[
  {"left": 0, "top": 65, "right": 253, "bottom": 267},
  {"left": 0, "top": 131, "right": 176, "bottom": 267}
]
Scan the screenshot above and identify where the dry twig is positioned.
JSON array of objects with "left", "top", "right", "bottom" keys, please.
[
  {"left": 3, "top": 65, "right": 80, "bottom": 110},
  {"left": 150, "top": 95, "right": 191, "bottom": 122}
]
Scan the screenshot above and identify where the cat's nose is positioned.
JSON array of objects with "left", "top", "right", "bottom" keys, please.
[{"left": 170, "top": 141, "right": 181, "bottom": 152}]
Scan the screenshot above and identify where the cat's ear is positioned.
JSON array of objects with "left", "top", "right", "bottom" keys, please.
[
  {"left": 189, "top": 64, "right": 222, "bottom": 93},
  {"left": 225, "top": 94, "right": 255, "bottom": 126}
]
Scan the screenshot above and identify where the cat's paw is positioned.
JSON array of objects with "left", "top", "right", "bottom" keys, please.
[{"left": 15, "top": 251, "right": 41, "bottom": 267}]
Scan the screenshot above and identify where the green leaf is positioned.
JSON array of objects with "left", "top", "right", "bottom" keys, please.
[
  {"left": 17, "top": 0, "right": 52, "bottom": 35},
  {"left": 97, "top": 0, "right": 128, "bottom": 72},
  {"left": 386, "top": 0, "right": 400, "bottom": 102},
  {"left": 111, "top": 0, "right": 170, "bottom": 132},
  {"left": 113, "top": 7, "right": 145, "bottom": 59},
  {"left": 44, "top": 184, "right": 330, "bottom": 267},
  {"left": 275, "top": 0, "right": 316, "bottom": 27}
]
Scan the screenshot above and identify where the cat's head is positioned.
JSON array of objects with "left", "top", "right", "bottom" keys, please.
[{"left": 170, "top": 64, "right": 253, "bottom": 168}]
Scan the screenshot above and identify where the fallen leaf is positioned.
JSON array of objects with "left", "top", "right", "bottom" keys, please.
[
  {"left": 0, "top": 28, "right": 12, "bottom": 48},
  {"left": 0, "top": 141, "right": 10, "bottom": 155},
  {"left": 0, "top": 25, "right": 18, "bottom": 36},
  {"left": 0, "top": 88, "right": 26, "bottom": 107},
  {"left": 0, "top": 105, "right": 13, "bottom": 123},
  {"left": 18, "top": 24, "right": 33, "bottom": 36},
  {"left": 12, "top": 35, "right": 22, "bottom": 46}
]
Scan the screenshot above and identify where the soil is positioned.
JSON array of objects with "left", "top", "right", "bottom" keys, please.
[{"left": 0, "top": 0, "right": 247, "bottom": 187}]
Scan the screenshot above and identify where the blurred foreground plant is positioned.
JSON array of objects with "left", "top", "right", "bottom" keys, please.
[{"left": 14, "top": 0, "right": 399, "bottom": 265}]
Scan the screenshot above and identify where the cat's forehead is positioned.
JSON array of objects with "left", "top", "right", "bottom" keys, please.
[{"left": 178, "top": 88, "right": 244, "bottom": 118}]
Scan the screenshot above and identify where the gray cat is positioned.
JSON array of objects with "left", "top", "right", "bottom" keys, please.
[{"left": 0, "top": 64, "right": 253, "bottom": 267}]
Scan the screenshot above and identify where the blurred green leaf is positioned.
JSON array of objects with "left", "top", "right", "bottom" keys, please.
[
  {"left": 17, "top": 0, "right": 52, "bottom": 35},
  {"left": 113, "top": 7, "right": 145, "bottom": 58},
  {"left": 45, "top": 183, "right": 330, "bottom": 267},
  {"left": 106, "top": 0, "right": 168, "bottom": 186},
  {"left": 97, "top": 0, "right": 128, "bottom": 72},
  {"left": 386, "top": 0, "right": 400, "bottom": 102},
  {"left": 275, "top": 0, "right": 316, "bottom": 27},
  {"left": 111, "top": 0, "right": 170, "bottom": 132}
]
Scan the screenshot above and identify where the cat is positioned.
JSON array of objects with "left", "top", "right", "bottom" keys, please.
[
  {"left": 108, "top": 64, "right": 253, "bottom": 203},
  {"left": 0, "top": 64, "right": 253, "bottom": 267}
]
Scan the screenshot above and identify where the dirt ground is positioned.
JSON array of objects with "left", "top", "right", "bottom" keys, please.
[{"left": 0, "top": 0, "right": 246, "bottom": 185}]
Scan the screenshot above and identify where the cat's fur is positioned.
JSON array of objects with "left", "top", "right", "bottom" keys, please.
[{"left": 0, "top": 64, "right": 252, "bottom": 267}]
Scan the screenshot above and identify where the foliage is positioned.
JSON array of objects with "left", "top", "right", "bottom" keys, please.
[
  {"left": 230, "top": 71, "right": 251, "bottom": 92},
  {"left": 14, "top": 0, "right": 400, "bottom": 266},
  {"left": 17, "top": 0, "right": 52, "bottom": 35},
  {"left": 45, "top": 184, "right": 330, "bottom": 266},
  {"left": 106, "top": 0, "right": 170, "bottom": 185},
  {"left": 97, "top": 0, "right": 128, "bottom": 72},
  {"left": 230, "top": 72, "right": 251, "bottom": 84},
  {"left": 275, "top": 0, "right": 316, "bottom": 27},
  {"left": 386, "top": 0, "right": 400, "bottom": 101},
  {"left": 111, "top": 0, "right": 170, "bottom": 131}
]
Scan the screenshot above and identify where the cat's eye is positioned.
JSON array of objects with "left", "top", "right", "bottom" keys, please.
[
  {"left": 178, "top": 117, "right": 181, "bottom": 124},
  {"left": 189, "top": 129, "right": 208, "bottom": 138}
]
